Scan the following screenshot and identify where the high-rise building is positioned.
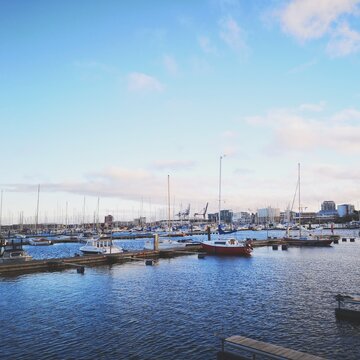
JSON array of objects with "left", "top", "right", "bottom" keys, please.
[
  {"left": 337, "top": 204, "right": 355, "bottom": 217},
  {"left": 321, "top": 201, "right": 336, "bottom": 211}
]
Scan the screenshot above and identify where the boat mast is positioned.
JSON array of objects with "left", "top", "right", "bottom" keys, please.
[
  {"left": 298, "top": 163, "right": 301, "bottom": 237},
  {"left": 218, "top": 155, "right": 225, "bottom": 226},
  {"left": 82, "top": 196, "right": 86, "bottom": 230},
  {"left": 167, "top": 175, "right": 171, "bottom": 231},
  {"left": 35, "top": 184, "right": 40, "bottom": 233}
]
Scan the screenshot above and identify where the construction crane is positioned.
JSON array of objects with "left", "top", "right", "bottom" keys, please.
[
  {"left": 194, "top": 202, "right": 208, "bottom": 220},
  {"left": 176, "top": 204, "right": 190, "bottom": 220}
]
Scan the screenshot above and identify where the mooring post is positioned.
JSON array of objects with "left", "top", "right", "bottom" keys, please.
[
  {"left": 207, "top": 226, "right": 211, "bottom": 241},
  {"left": 154, "top": 233, "right": 159, "bottom": 251}
]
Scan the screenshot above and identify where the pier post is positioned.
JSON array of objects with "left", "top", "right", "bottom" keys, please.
[{"left": 154, "top": 234, "right": 159, "bottom": 251}]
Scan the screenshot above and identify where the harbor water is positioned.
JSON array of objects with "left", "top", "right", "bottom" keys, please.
[{"left": 1, "top": 230, "right": 360, "bottom": 359}]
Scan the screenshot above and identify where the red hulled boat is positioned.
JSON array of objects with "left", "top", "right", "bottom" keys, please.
[{"left": 201, "top": 238, "right": 253, "bottom": 256}]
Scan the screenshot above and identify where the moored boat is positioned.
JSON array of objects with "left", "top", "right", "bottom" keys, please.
[
  {"left": 28, "top": 237, "right": 53, "bottom": 246},
  {"left": 0, "top": 238, "right": 32, "bottom": 263},
  {"left": 79, "top": 238, "right": 123, "bottom": 255},
  {"left": 201, "top": 156, "right": 253, "bottom": 256},
  {"left": 201, "top": 238, "right": 253, "bottom": 256},
  {"left": 335, "top": 294, "right": 360, "bottom": 322},
  {"left": 283, "top": 235, "right": 334, "bottom": 247}
]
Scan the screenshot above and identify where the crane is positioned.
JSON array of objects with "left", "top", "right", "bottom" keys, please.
[{"left": 194, "top": 202, "right": 208, "bottom": 220}]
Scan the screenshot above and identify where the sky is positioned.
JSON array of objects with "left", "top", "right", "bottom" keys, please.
[{"left": 1, "top": 0, "right": 360, "bottom": 224}]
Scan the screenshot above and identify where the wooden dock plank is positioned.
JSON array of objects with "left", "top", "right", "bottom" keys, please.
[{"left": 225, "top": 335, "right": 325, "bottom": 360}]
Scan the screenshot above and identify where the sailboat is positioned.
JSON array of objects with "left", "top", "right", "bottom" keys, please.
[
  {"left": 201, "top": 156, "right": 252, "bottom": 256},
  {"left": 284, "top": 164, "right": 334, "bottom": 247}
]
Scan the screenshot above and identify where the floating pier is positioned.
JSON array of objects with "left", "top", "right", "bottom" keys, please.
[
  {"left": 218, "top": 335, "right": 326, "bottom": 360},
  {"left": 0, "top": 246, "right": 202, "bottom": 275}
]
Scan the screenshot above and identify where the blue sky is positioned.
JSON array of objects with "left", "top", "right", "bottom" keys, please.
[{"left": 1, "top": 0, "right": 360, "bottom": 224}]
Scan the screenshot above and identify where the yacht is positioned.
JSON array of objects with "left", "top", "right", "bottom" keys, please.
[
  {"left": 0, "top": 239, "right": 32, "bottom": 263},
  {"left": 79, "top": 238, "right": 123, "bottom": 255}
]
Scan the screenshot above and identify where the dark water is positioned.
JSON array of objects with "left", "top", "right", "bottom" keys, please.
[{"left": 1, "top": 231, "right": 360, "bottom": 359}]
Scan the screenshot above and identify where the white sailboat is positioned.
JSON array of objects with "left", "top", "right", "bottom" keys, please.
[{"left": 201, "top": 156, "right": 252, "bottom": 256}]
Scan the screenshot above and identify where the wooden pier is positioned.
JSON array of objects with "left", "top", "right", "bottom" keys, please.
[
  {"left": 218, "top": 335, "right": 326, "bottom": 360},
  {"left": 0, "top": 246, "right": 202, "bottom": 275}
]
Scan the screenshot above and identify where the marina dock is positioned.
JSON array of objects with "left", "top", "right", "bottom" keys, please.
[
  {"left": 0, "top": 246, "right": 203, "bottom": 275},
  {"left": 218, "top": 335, "right": 326, "bottom": 360}
]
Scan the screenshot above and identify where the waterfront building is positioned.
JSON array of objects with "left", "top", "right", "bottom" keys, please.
[
  {"left": 104, "top": 214, "right": 113, "bottom": 227},
  {"left": 257, "top": 207, "right": 280, "bottom": 224},
  {"left": 232, "top": 212, "right": 252, "bottom": 225},
  {"left": 208, "top": 210, "right": 233, "bottom": 224},
  {"left": 134, "top": 217, "right": 146, "bottom": 226},
  {"left": 317, "top": 200, "right": 339, "bottom": 220},
  {"left": 337, "top": 204, "right": 355, "bottom": 217},
  {"left": 321, "top": 200, "right": 336, "bottom": 212}
]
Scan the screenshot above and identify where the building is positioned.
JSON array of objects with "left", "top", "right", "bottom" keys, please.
[
  {"left": 257, "top": 207, "right": 280, "bottom": 224},
  {"left": 321, "top": 201, "right": 336, "bottom": 211},
  {"left": 318, "top": 200, "right": 338, "bottom": 220},
  {"left": 104, "top": 214, "right": 113, "bottom": 228},
  {"left": 337, "top": 204, "right": 355, "bottom": 217},
  {"left": 208, "top": 209, "right": 233, "bottom": 224},
  {"left": 134, "top": 217, "right": 146, "bottom": 226},
  {"left": 232, "top": 212, "right": 252, "bottom": 225},
  {"left": 208, "top": 213, "right": 218, "bottom": 223}
]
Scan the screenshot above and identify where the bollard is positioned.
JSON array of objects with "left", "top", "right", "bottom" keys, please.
[
  {"left": 282, "top": 244, "right": 288, "bottom": 250},
  {"left": 342, "top": 238, "right": 347, "bottom": 242},
  {"left": 350, "top": 238, "right": 355, "bottom": 242},
  {"left": 207, "top": 226, "right": 211, "bottom": 241},
  {"left": 272, "top": 245, "right": 278, "bottom": 250},
  {"left": 145, "top": 259, "right": 153, "bottom": 266},
  {"left": 154, "top": 234, "right": 159, "bottom": 251},
  {"left": 333, "top": 239, "right": 339, "bottom": 244},
  {"left": 77, "top": 266, "right": 85, "bottom": 274},
  {"left": 198, "top": 253, "right": 206, "bottom": 259}
]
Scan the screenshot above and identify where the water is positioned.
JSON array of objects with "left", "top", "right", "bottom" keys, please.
[{"left": 1, "top": 231, "right": 360, "bottom": 359}]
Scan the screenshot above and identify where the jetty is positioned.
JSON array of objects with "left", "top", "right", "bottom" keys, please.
[
  {"left": 0, "top": 246, "right": 202, "bottom": 275},
  {"left": 218, "top": 335, "right": 326, "bottom": 360}
]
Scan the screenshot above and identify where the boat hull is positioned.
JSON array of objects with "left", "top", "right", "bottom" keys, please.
[{"left": 201, "top": 242, "right": 251, "bottom": 256}]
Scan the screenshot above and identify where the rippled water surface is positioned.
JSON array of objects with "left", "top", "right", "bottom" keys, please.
[{"left": 1, "top": 230, "right": 360, "bottom": 359}]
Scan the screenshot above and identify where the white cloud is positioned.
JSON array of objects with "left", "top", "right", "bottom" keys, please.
[
  {"left": 219, "top": 16, "right": 247, "bottom": 52},
  {"left": 331, "top": 108, "right": 360, "bottom": 123},
  {"left": 279, "top": 0, "right": 359, "bottom": 41},
  {"left": 278, "top": 0, "right": 360, "bottom": 56},
  {"left": 327, "top": 22, "right": 360, "bottom": 56},
  {"left": 163, "top": 55, "right": 179, "bottom": 76},
  {"left": 127, "top": 72, "right": 164, "bottom": 92},
  {"left": 247, "top": 106, "right": 360, "bottom": 154}
]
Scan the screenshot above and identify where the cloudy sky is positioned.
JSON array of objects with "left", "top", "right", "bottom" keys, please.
[{"left": 1, "top": 0, "right": 360, "bottom": 224}]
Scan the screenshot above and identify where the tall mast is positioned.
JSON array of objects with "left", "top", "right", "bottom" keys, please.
[
  {"left": 65, "top": 201, "right": 68, "bottom": 229},
  {"left": 96, "top": 197, "right": 100, "bottom": 231},
  {"left": 0, "top": 190, "right": 3, "bottom": 234},
  {"left": 298, "top": 163, "right": 301, "bottom": 237},
  {"left": 167, "top": 175, "right": 171, "bottom": 231},
  {"left": 218, "top": 156, "right": 224, "bottom": 226},
  {"left": 82, "top": 196, "right": 86, "bottom": 228},
  {"left": 35, "top": 184, "right": 40, "bottom": 233}
]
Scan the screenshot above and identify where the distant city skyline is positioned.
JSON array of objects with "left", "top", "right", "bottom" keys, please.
[{"left": 1, "top": 0, "right": 360, "bottom": 224}]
